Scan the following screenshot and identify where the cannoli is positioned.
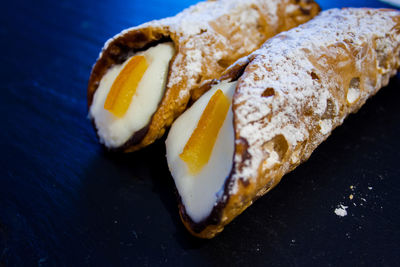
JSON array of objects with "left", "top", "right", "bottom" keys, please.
[
  {"left": 166, "top": 8, "right": 400, "bottom": 238},
  {"left": 87, "top": 0, "right": 320, "bottom": 152}
]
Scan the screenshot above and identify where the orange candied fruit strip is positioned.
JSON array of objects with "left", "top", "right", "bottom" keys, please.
[
  {"left": 180, "top": 89, "right": 230, "bottom": 175},
  {"left": 104, "top": 55, "right": 148, "bottom": 118}
]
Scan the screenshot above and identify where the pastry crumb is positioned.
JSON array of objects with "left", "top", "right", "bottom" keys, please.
[{"left": 334, "top": 204, "right": 348, "bottom": 217}]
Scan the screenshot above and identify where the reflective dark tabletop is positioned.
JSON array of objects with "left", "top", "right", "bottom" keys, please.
[{"left": 1, "top": 0, "right": 399, "bottom": 266}]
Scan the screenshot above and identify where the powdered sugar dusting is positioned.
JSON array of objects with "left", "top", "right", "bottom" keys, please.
[
  {"left": 164, "top": 0, "right": 281, "bottom": 91},
  {"left": 230, "top": 8, "right": 400, "bottom": 194},
  {"left": 319, "top": 119, "right": 332, "bottom": 135},
  {"left": 98, "top": 0, "right": 316, "bottom": 107}
]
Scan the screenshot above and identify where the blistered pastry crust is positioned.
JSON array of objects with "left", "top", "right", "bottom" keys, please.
[
  {"left": 182, "top": 8, "right": 400, "bottom": 238},
  {"left": 88, "top": 0, "right": 320, "bottom": 152}
]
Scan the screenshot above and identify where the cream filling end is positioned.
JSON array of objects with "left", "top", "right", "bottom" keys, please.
[
  {"left": 166, "top": 80, "right": 237, "bottom": 223},
  {"left": 90, "top": 42, "right": 175, "bottom": 148}
]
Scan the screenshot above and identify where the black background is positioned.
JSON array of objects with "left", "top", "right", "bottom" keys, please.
[{"left": 1, "top": 0, "right": 399, "bottom": 266}]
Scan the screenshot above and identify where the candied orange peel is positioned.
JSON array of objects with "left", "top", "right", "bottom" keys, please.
[
  {"left": 180, "top": 89, "right": 230, "bottom": 175},
  {"left": 104, "top": 55, "right": 148, "bottom": 117}
]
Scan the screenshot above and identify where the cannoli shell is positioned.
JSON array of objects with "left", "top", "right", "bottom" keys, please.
[
  {"left": 87, "top": 0, "right": 320, "bottom": 152},
  {"left": 179, "top": 8, "right": 400, "bottom": 238}
]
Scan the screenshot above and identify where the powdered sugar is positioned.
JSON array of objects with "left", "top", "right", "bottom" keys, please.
[
  {"left": 230, "top": 8, "right": 400, "bottom": 194},
  {"left": 319, "top": 119, "right": 332, "bottom": 135},
  {"left": 164, "top": 0, "right": 268, "bottom": 90},
  {"left": 97, "top": 0, "right": 313, "bottom": 108}
]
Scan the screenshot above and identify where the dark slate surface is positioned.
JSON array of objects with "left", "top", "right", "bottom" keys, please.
[{"left": 0, "top": 0, "right": 399, "bottom": 266}]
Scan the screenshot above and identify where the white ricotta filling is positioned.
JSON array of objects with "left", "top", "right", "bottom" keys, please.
[
  {"left": 89, "top": 42, "right": 175, "bottom": 148},
  {"left": 166, "top": 80, "right": 237, "bottom": 223}
]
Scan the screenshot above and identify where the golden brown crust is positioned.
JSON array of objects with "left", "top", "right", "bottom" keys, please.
[
  {"left": 181, "top": 8, "right": 400, "bottom": 238},
  {"left": 87, "top": 0, "right": 320, "bottom": 152}
]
